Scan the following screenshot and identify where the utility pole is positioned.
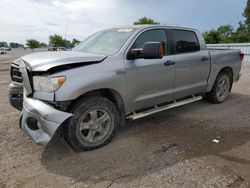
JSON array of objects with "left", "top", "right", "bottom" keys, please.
[{"left": 65, "top": 20, "right": 69, "bottom": 40}]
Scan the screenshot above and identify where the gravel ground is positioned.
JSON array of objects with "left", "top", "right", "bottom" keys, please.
[{"left": 0, "top": 51, "right": 250, "bottom": 188}]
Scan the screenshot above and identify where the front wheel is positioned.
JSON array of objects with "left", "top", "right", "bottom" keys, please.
[
  {"left": 65, "top": 96, "right": 120, "bottom": 151},
  {"left": 206, "top": 72, "right": 231, "bottom": 104}
]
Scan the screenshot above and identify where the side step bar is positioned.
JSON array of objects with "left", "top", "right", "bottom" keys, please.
[{"left": 126, "top": 96, "right": 203, "bottom": 120}]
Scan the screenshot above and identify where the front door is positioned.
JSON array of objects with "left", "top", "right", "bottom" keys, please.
[{"left": 125, "top": 29, "right": 176, "bottom": 111}]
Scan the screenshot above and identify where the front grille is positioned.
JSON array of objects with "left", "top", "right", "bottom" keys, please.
[{"left": 11, "top": 63, "right": 23, "bottom": 84}]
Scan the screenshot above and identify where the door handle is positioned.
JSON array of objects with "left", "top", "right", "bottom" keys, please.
[
  {"left": 164, "top": 60, "right": 175, "bottom": 66},
  {"left": 201, "top": 56, "right": 209, "bottom": 61}
]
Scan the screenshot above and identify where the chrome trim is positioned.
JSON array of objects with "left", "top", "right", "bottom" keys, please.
[
  {"left": 126, "top": 96, "right": 203, "bottom": 120},
  {"left": 19, "top": 61, "right": 33, "bottom": 95},
  {"left": 10, "top": 63, "right": 23, "bottom": 85}
]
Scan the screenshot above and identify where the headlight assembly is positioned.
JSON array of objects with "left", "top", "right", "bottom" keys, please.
[{"left": 33, "top": 76, "right": 66, "bottom": 92}]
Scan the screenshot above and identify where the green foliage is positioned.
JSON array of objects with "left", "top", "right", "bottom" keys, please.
[
  {"left": 49, "top": 34, "right": 79, "bottom": 48},
  {"left": 204, "top": 0, "right": 250, "bottom": 44},
  {"left": 64, "top": 40, "right": 71, "bottom": 48},
  {"left": 49, "top": 34, "right": 67, "bottom": 47},
  {"left": 203, "top": 30, "right": 221, "bottom": 44},
  {"left": 40, "top": 42, "right": 48, "bottom": 48},
  {"left": 217, "top": 25, "right": 234, "bottom": 43},
  {"left": 0, "top": 42, "right": 8, "bottom": 47},
  {"left": 9, "top": 42, "right": 23, "bottom": 48},
  {"left": 71, "top": 38, "right": 80, "bottom": 47},
  {"left": 134, "top": 17, "right": 159, "bottom": 25},
  {"left": 231, "top": 31, "right": 250, "bottom": 43},
  {"left": 244, "top": 0, "right": 250, "bottom": 31},
  {"left": 203, "top": 23, "right": 250, "bottom": 44},
  {"left": 237, "top": 21, "right": 248, "bottom": 32},
  {"left": 26, "top": 39, "right": 41, "bottom": 49},
  {"left": 203, "top": 25, "right": 234, "bottom": 44}
]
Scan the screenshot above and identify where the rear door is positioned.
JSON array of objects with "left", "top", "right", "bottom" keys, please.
[
  {"left": 168, "top": 29, "right": 210, "bottom": 99},
  {"left": 125, "top": 29, "right": 176, "bottom": 111}
]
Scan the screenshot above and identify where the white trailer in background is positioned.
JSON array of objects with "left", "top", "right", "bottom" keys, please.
[{"left": 207, "top": 43, "right": 250, "bottom": 62}]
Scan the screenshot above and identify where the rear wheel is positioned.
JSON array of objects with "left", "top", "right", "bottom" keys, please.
[
  {"left": 206, "top": 72, "right": 231, "bottom": 103},
  {"left": 65, "top": 96, "right": 119, "bottom": 151}
]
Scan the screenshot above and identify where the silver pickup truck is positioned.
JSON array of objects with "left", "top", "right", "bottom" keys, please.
[{"left": 8, "top": 25, "right": 244, "bottom": 151}]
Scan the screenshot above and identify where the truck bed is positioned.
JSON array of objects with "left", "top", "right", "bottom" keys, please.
[{"left": 205, "top": 48, "right": 242, "bottom": 92}]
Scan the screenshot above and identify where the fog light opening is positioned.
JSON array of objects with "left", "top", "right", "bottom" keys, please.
[
  {"left": 37, "top": 121, "right": 42, "bottom": 129},
  {"left": 26, "top": 117, "right": 39, "bottom": 130}
]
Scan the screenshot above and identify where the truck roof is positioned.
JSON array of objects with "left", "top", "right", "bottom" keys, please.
[{"left": 111, "top": 25, "right": 198, "bottom": 32}]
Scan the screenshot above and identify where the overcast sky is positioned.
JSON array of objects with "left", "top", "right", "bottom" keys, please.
[{"left": 0, "top": 0, "right": 246, "bottom": 44}]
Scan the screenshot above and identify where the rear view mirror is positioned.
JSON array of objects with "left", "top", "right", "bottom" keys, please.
[
  {"left": 142, "top": 42, "right": 164, "bottom": 59},
  {"left": 127, "top": 42, "right": 164, "bottom": 60}
]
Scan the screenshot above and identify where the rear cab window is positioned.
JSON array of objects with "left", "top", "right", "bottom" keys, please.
[{"left": 168, "top": 29, "right": 200, "bottom": 54}]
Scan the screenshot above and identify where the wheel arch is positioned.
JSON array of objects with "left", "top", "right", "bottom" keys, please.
[
  {"left": 217, "top": 67, "right": 233, "bottom": 91},
  {"left": 67, "top": 88, "right": 126, "bottom": 126},
  {"left": 206, "top": 66, "right": 234, "bottom": 92}
]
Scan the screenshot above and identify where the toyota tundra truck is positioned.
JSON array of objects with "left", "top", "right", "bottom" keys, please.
[{"left": 8, "top": 25, "right": 244, "bottom": 151}]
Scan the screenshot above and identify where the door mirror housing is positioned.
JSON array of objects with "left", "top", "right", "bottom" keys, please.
[
  {"left": 127, "top": 42, "right": 164, "bottom": 60},
  {"left": 142, "top": 42, "right": 164, "bottom": 59}
]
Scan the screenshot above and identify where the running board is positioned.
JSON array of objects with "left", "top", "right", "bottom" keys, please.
[{"left": 126, "top": 96, "right": 203, "bottom": 120}]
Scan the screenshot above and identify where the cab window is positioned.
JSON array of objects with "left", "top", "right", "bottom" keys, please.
[
  {"left": 132, "top": 29, "right": 168, "bottom": 55},
  {"left": 170, "top": 30, "right": 200, "bottom": 54}
]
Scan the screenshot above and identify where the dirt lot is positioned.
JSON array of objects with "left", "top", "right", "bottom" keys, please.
[{"left": 0, "top": 51, "right": 250, "bottom": 188}]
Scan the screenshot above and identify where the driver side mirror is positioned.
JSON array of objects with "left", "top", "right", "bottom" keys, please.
[
  {"left": 143, "top": 42, "right": 164, "bottom": 59},
  {"left": 127, "top": 42, "right": 164, "bottom": 60}
]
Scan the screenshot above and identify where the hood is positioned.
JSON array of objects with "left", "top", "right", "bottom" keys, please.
[{"left": 21, "top": 51, "right": 107, "bottom": 72}]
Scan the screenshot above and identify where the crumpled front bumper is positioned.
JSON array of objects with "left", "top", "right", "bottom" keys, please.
[{"left": 21, "top": 95, "right": 72, "bottom": 145}]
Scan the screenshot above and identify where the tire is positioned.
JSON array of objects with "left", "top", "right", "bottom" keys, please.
[
  {"left": 65, "top": 96, "right": 120, "bottom": 151},
  {"left": 206, "top": 72, "right": 232, "bottom": 104}
]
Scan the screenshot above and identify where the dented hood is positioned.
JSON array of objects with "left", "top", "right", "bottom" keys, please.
[{"left": 21, "top": 51, "right": 107, "bottom": 71}]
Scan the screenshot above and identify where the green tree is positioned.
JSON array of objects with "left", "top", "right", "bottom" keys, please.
[
  {"left": 230, "top": 0, "right": 250, "bottom": 43},
  {"left": 217, "top": 24, "right": 234, "bottom": 43},
  {"left": 231, "top": 31, "right": 250, "bottom": 43},
  {"left": 203, "top": 1, "right": 250, "bottom": 44},
  {"left": 134, "top": 17, "right": 160, "bottom": 25},
  {"left": 203, "top": 30, "right": 221, "bottom": 44},
  {"left": 0, "top": 42, "right": 8, "bottom": 47},
  {"left": 236, "top": 21, "right": 248, "bottom": 32},
  {"left": 71, "top": 38, "right": 80, "bottom": 47},
  {"left": 9, "top": 42, "right": 23, "bottom": 48},
  {"left": 244, "top": 0, "right": 250, "bottom": 31},
  {"left": 49, "top": 34, "right": 67, "bottom": 47},
  {"left": 26, "top": 39, "right": 41, "bottom": 49},
  {"left": 64, "top": 39, "right": 71, "bottom": 48},
  {"left": 40, "top": 42, "right": 48, "bottom": 48},
  {"left": 231, "top": 22, "right": 250, "bottom": 43}
]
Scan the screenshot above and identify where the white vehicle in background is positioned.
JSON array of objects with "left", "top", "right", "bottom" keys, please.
[{"left": 0, "top": 49, "right": 6, "bottom": 54}]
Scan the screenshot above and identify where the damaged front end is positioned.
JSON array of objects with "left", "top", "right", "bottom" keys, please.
[
  {"left": 8, "top": 59, "right": 72, "bottom": 145},
  {"left": 21, "top": 94, "right": 72, "bottom": 145},
  {"left": 8, "top": 51, "right": 108, "bottom": 145}
]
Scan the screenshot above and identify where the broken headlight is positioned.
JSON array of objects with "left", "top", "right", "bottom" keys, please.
[{"left": 33, "top": 76, "right": 66, "bottom": 92}]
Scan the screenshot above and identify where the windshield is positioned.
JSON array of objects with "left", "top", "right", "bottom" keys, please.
[{"left": 73, "top": 28, "right": 135, "bottom": 55}]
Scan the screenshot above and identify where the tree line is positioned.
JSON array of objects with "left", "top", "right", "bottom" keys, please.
[
  {"left": 134, "top": 1, "right": 250, "bottom": 44},
  {"left": 0, "top": 35, "right": 80, "bottom": 49},
  {"left": 203, "top": 0, "right": 250, "bottom": 44},
  {"left": 26, "top": 35, "right": 80, "bottom": 49},
  {"left": 0, "top": 42, "right": 24, "bottom": 48}
]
